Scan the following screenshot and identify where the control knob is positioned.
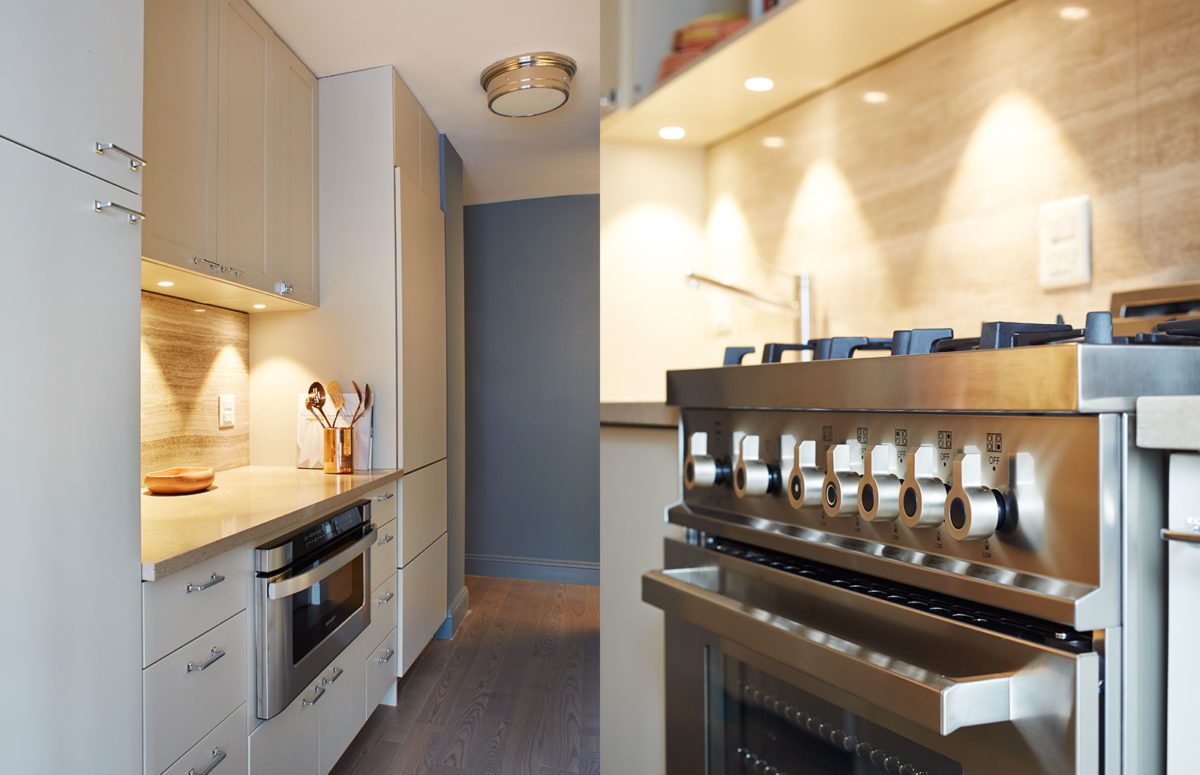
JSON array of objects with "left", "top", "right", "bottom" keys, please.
[
  {"left": 684, "top": 431, "right": 728, "bottom": 490},
  {"left": 822, "top": 441, "right": 863, "bottom": 517},
  {"left": 782, "top": 435, "right": 822, "bottom": 509},
  {"left": 733, "top": 433, "right": 781, "bottom": 497},
  {"left": 858, "top": 443, "right": 902, "bottom": 522},
  {"left": 899, "top": 445, "right": 948, "bottom": 528},
  {"left": 945, "top": 448, "right": 1038, "bottom": 541}
]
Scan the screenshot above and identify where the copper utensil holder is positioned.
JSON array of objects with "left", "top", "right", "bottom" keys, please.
[{"left": 323, "top": 427, "right": 353, "bottom": 474}]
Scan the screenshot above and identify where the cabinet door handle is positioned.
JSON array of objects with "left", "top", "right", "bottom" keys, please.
[
  {"left": 301, "top": 685, "right": 326, "bottom": 707},
  {"left": 93, "top": 200, "right": 145, "bottom": 224},
  {"left": 187, "top": 573, "right": 226, "bottom": 593},
  {"left": 277, "top": 281, "right": 295, "bottom": 296},
  {"left": 372, "top": 492, "right": 395, "bottom": 502},
  {"left": 187, "top": 748, "right": 226, "bottom": 775},
  {"left": 377, "top": 591, "right": 395, "bottom": 605},
  {"left": 378, "top": 647, "right": 396, "bottom": 665},
  {"left": 186, "top": 647, "right": 226, "bottom": 673},
  {"left": 320, "top": 666, "right": 344, "bottom": 686},
  {"left": 375, "top": 533, "right": 394, "bottom": 546},
  {"left": 94, "top": 142, "right": 147, "bottom": 170}
]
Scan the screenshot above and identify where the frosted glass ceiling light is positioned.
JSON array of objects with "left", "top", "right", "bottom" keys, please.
[{"left": 481, "top": 52, "right": 577, "bottom": 117}]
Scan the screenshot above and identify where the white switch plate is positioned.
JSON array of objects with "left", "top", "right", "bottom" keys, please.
[
  {"left": 1038, "top": 195, "right": 1092, "bottom": 289},
  {"left": 218, "top": 394, "right": 235, "bottom": 429}
]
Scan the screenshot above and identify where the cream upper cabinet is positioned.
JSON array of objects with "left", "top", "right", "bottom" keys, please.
[
  {"left": 397, "top": 169, "right": 447, "bottom": 470},
  {"left": 217, "top": 0, "right": 276, "bottom": 292},
  {"left": 277, "top": 40, "right": 320, "bottom": 306},
  {"left": 142, "top": 0, "right": 218, "bottom": 270},
  {"left": 0, "top": 0, "right": 144, "bottom": 192}
]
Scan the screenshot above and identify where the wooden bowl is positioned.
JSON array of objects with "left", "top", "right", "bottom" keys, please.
[{"left": 144, "top": 466, "right": 214, "bottom": 495}]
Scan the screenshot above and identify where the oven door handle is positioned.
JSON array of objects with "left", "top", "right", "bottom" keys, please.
[
  {"left": 644, "top": 567, "right": 1018, "bottom": 736},
  {"left": 267, "top": 527, "right": 377, "bottom": 600}
]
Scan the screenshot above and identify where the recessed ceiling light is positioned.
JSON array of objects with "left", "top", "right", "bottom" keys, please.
[
  {"left": 658, "top": 126, "right": 686, "bottom": 141},
  {"left": 762, "top": 136, "right": 786, "bottom": 149},
  {"left": 252, "top": 303, "right": 267, "bottom": 310},
  {"left": 480, "top": 52, "right": 577, "bottom": 117},
  {"left": 1059, "top": 6, "right": 1089, "bottom": 20},
  {"left": 744, "top": 77, "right": 775, "bottom": 93},
  {"left": 863, "top": 91, "right": 890, "bottom": 104},
  {"left": 193, "top": 309, "right": 206, "bottom": 314},
  {"left": 157, "top": 280, "right": 175, "bottom": 288}
]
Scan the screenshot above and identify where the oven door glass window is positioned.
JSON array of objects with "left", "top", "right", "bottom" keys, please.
[
  {"left": 290, "top": 553, "right": 365, "bottom": 665},
  {"left": 712, "top": 653, "right": 962, "bottom": 775}
]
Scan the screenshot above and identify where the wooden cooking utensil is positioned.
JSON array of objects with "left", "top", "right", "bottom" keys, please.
[
  {"left": 308, "top": 381, "right": 331, "bottom": 428},
  {"left": 328, "top": 380, "right": 346, "bottom": 427},
  {"left": 305, "top": 394, "right": 328, "bottom": 429},
  {"left": 350, "top": 380, "right": 365, "bottom": 427}
]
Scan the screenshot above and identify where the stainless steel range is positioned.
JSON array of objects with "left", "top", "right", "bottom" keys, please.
[{"left": 645, "top": 313, "right": 1200, "bottom": 775}]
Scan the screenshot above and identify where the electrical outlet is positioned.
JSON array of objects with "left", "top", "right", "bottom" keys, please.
[
  {"left": 1038, "top": 195, "right": 1092, "bottom": 289},
  {"left": 218, "top": 394, "right": 235, "bottom": 429}
]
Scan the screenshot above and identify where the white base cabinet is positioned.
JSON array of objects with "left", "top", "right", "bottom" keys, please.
[
  {"left": 399, "top": 533, "right": 449, "bottom": 675},
  {"left": 249, "top": 681, "right": 320, "bottom": 775},
  {"left": 164, "top": 705, "right": 248, "bottom": 775},
  {"left": 317, "top": 657, "right": 367, "bottom": 775}
]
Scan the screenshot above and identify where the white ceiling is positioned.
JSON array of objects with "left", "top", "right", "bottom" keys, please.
[{"left": 251, "top": 0, "right": 599, "bottom": 205}]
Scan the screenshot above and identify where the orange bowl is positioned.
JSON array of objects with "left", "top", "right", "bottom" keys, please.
[{"left": 144, "top": 466, "right": 214, "bottom": 495}]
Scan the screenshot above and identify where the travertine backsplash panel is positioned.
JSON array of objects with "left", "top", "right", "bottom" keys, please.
[
  {"left": 141, "top": 292, "right": 249, "bottom": 478},
  {"left": 706, "top": 0, "right": 1200, "bottom": 338}
]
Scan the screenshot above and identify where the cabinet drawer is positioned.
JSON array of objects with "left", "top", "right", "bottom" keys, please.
[
  {"left": 363, "top": 571, "right": 397, "bottom": 657},
  {"left": 145, "top": 612, "right": 247, "bottom": 775},
  {"left": 248, "top": 678, "right": 320, "bottom": 775},
  {"left": 365, "top": 627, "right": 399, "bottom": 716},
  {"left": 317, "top": 653, "right": 366, "bottom": 774},
  {"left": 399, "top": 461, "right": 446, "bottom": 567},
  {"left": 162, "top": 704, "right": 248, "bottom": 775},
  {"left": 398, "top": 534, "right": 447, "bottom": 676},
  {"left": 367, "top": 482, "right": 398, "bottom": 524},
  {"left": 370, "top": 518, "right": 397, "bottom": 590},
  {"left": 144, "top": 546, "right": 250, "bottom": 667}
]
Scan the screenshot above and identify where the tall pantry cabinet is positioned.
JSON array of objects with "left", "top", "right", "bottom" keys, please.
[
  {"left": 250, "top": 64, "right": 449, "bottom": 676},
  {"left": 0, "top": 1, "right": 144, "bottom": 772}
]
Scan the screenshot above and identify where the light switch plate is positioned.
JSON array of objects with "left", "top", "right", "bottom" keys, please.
[
  {"left": 218, "top": 394, "right": 235, "bottom": 429},
  {"left": 1038, "top": 195, "right": 1092, "bottom": 289}
]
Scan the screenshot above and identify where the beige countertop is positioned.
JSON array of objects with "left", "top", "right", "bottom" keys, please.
[
  {"left": 600, "top": 402, "right": 678, "bottom": 429},
  {"left": 141, "top": 465, "right": 403, "bottom": 581}
]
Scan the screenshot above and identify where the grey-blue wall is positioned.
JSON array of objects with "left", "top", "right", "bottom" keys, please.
[{"left": 464, "top": 194, "right": 600, "bottom": 584}]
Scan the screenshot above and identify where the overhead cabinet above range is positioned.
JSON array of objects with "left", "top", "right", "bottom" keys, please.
[{"left": 142, "top": 0, "right": 319, "bottom": 309}]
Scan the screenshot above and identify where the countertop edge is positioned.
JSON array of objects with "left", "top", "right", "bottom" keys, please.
[
  {"left": 141, "top": 468, "right": 404, "bottom": 582},
  {"left": 600, "top": 402, "right": 679, "bottom": 429}
]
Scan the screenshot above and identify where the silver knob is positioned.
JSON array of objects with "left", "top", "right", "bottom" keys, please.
[
  {"left": 899, "top": 444, "right": 948, "bottom": 528},
  {"left": 859, "top": 443, "right": 902, "bottom": 522},
  {"left": 822, "top": 441, "right": 862, "bottom": 517},
  {"left": 277, "top": 281, "right": 295, "bottom": 295},
  {"left": 684, "top": 431, "right": 718, "bottom": 490},
  {"left": 783, "top": 435, "right": 822, "bottom": 509},
  {"left": 944, "top": 448, "right": 1004, "bottom": 540},
  {"left": 733, "top": 433, "right": 772, "bottom": 498}
]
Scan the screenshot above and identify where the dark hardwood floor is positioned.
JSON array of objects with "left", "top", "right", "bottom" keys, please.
[{"left": 331, "top": 575, "right": 600, "bottom": 775}]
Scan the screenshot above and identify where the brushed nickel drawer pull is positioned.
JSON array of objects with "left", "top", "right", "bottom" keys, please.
[
  {"left": 378, "top": 647, "right": 396, "bottom": 665},
  {"left": 301, "top": 685, "right": 326, "bottom": 707},
  {"left": 377, "top": 591, "right": 395, "bottom": 605},
  {"left": 372, "top": 492, "right": 395, "bottom": 502},
  {"left": 375, "top": 533, "right": 395, "bottom": 546},
  {"left": 94, "top": 142, "right": 147, "bottom": 170},
  {"left": 186, "top": 647, "right": 226, "bottom": 673},
  {"left": 187, "top": 573, "right": 225, "bottom": 593},
  {"left": 93, "top": 200, "right": 145, "bottom": 224},
  {"left": 187, "top": 748, "right": 226, "bottom": 775},
  {"left": 320, "top": 666, "right": 344, "bottom": 686}
]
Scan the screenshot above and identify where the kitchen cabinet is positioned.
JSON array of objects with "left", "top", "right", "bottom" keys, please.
[
  {"left": 217, "top": 0, "right": 276, "bottom": 292},
  {"left": 249, "top": 680, "right": 320, "bottom": 775},
  {"left": 399, "top": 460, "right": 448, "bottom": 567},
  {"left": 1, "top": 137, "right": 143, "bottom": 774},
  {"left": 0, "top": 0, "right": 144, "bottom": 192},
  {"left": 366, "top": 629, "right": 400, "bottom": 713},
  {"left": 398, "top": 168, "right": 447, "bottom": 470},
  {"left": 141, "top": 0, "right": 218, "bottom": 272},
  {"left": 399, "top": 533, "right": 449, "bottom": 675},
  {"left": 164, "top": 705, "right": 248, "bottom": 775},
  {"left": 277, "top": 39, "right": 320, "bottom": 306},
  {"left": 317, "top": 657, "right": 366, "bottom": 774},
  {"left": 142, "top": 0, "right": 319, "bottom": 307}
]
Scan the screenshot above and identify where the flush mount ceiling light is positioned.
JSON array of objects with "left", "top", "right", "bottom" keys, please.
[
  {"left": 1059, "top": 6, "right": 1089, "bottom": 20},
  {"left": 481, "top": 52, "right": 577, "bottom": 117},
  {"left": 863, "top": 90, "right": 890, "bottom": 104},
  {"left": 658, "top": 126, "right": 687, "bottom": 141},
  {"left": 744, "top": 76, "right": 775, "bottom": 92}
]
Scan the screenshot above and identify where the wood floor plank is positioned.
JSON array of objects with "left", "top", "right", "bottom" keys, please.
[{"left": 331, "top": 576, "right": 599, "bottom": 775}]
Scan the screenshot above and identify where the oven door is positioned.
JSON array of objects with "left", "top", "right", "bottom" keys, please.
[
  {"left": 645, "top": 539, "right": 1100, "bottom": 775},
  {"left": 256, "top": 525, "right": 376, "bottom": 719}
]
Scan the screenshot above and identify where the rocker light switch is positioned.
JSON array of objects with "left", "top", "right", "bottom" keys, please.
[
  {"left": 1038, "top": 195, "right": 1092, "bottom": 289},
  {"left": 218, "top": 394, "right": 235, "bottom": 429}
]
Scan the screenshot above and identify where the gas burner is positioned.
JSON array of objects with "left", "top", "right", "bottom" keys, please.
[{"left": 725, "top": 311, "right": 1200, "bottom": 366}]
